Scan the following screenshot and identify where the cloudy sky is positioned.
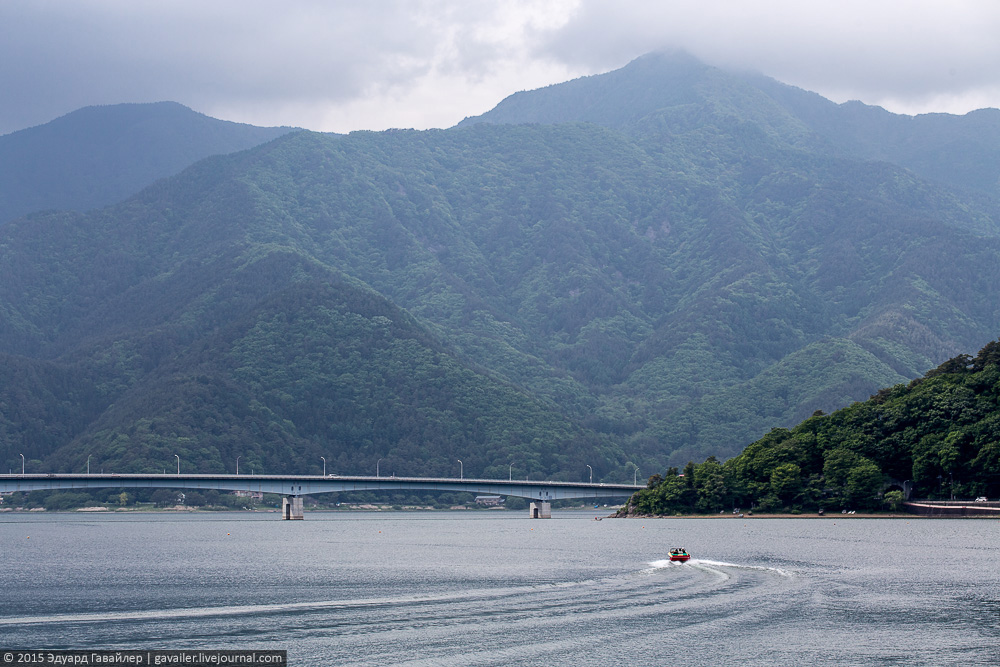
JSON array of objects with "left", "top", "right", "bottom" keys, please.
[{"left": 2, "top": 0, "right": 999, "bottom": 135}]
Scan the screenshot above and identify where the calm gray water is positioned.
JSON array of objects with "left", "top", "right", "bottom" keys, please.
[{"left": 0, "top": 511, "right": 997, "bottom": 666}]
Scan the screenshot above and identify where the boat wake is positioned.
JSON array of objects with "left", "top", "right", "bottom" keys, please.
[
  {"left": 0, "top": 587, "right": 537, "bottom": 627},
  {"left": 0, "top": 576, "right": 613, "bottom": 628},
  {"left": 3, "top": 558, "right": 807, "bottom": 666},
  {"left": 647, "top": 558, "right": 794, "bottom": 578}
]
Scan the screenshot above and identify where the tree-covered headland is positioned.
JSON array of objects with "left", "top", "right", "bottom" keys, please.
[{"left": 626, "top": 339, "right": 1000, "bottom": 515}]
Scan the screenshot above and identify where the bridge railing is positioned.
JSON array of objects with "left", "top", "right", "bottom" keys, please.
[{"left": 0, "top": 473, "right": 640, "bottom": 501}]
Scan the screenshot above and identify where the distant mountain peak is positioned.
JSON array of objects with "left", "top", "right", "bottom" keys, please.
[
  {"left": 0, "top": 102, "right": 297, "bottom": 224},
  {"left": 458, "top": 50, "right": 716, "bottom": 129},
  {"left": 460, "top": 51, "right": 1000, "bottom": 199}
]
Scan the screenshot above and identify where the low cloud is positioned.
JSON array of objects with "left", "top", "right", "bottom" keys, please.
[
  {"left": 0, "top": 0, "right": 444, "bottom": 132},
  {"left": 2, "top": 1, "right": 998, "bottom": 135},
  {"left": 534, "top": 1, "right": 1000, "bottom": 115}
]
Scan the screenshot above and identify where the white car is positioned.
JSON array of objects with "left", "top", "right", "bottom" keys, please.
[{"left": 975, "top": 497, "right": 988, "bottom": 502}]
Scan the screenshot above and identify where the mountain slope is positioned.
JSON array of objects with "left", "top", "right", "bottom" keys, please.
[
  {"left": 2, "top": 236, "right": 618, "bottom": 478},
  {"left": 0, "top": 102, "right": 295, "bottom": 224},
  {"left": 2, "top": 53, "right": 1000, "bottom": 477},
  {"left": 748, "top": 74, "right": 1000, "bottom": 200}
]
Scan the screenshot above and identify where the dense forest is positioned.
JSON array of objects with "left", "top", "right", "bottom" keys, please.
[
  {"left": 2, "top": 52, "right": 1000, "bottom": 480},
  {"left": 625, "top": 339, "right": 1000, "bottom": 514}
]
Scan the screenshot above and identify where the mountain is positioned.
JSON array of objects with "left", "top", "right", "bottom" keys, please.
[
  {"left": 0, "top": 135, "right": 623, "bottom": 479},
  {"left": 2, "top": 53, "right": 1000, "bottom": 479},
  {"left": 0, "top": 219, "right": 615, "bottom": 479},
  {"left": 462, "top": 51, "right": 1000, "bottom": 203},
  {"left": 0, "top": 102, "right": 296, "bottom": 224}
]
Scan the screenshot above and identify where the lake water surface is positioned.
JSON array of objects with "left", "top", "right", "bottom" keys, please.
[{"left": 1, "top": 511, "right": 997, "bottom": 665}]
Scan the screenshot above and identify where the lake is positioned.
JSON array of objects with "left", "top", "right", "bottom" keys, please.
[{"left": 1, "top": 511, "right": 997, "bottom": 665}]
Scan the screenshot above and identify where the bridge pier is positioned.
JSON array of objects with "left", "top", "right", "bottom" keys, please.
[
  {"left": 529, "top": 501, "right": 551, "bottom": 519},
  {"left": 282, "top": 496, "right": 304, "bottom": 520}
]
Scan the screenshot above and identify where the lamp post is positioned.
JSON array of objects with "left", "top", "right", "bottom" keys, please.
[
  {"left": 175, "top": 454, "right": 180, "bottom": 475},
  {"left": 631, "top": 463, "right": 639, "bottom": 486},
  {"left": 20, "top": 453, "right": 25, "bottom": 475},
  {"left": 87, "top": 455, "right": 91, "bottom": 476},
  {"left": 586, "top": 464, "right": 593, "bottom": 484},
  {"left": 321, "top": 456, "right": 326, "bottom": 477},
  {"left": 236, "top": 456, "right": 241, "bottom": 475},
  {"left": 457, "top": 459, "right": 463, "bottom": 480},
  {"left": 509, "top": 462, "right": 514, "bottom": 481},
  {"left": 377, "top": 458, "right": 384, "bottom": 477}
]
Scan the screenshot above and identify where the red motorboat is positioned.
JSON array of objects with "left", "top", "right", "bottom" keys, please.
[{"left": 668, "top": 548, "right": 690, "bottom": 563}]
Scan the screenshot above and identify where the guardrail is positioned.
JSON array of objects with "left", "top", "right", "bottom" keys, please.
[
  {"left": 903, "top": 501, "right": 1000, "bottom": 517},
  {"left": 0, "top": 473, "right": 641, "bottom": 501}
]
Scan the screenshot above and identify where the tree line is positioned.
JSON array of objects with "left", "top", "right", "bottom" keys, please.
[{"left": 627, "top": 339, "right": 1000, "bottom": 514}]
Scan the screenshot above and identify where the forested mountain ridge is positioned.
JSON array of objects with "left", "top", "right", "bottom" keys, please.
[
  {"left": 2, "top": 53, "right": 999, "bottom": 479},
  {"left": 0, "top": 101, "right": 296, "bottom": 224},
  {"left": 1, "top": 228, "right": 614, "bottom": 479}
]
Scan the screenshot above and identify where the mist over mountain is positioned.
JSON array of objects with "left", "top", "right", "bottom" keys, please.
[
  {"left": 464, "top": 51, "right": 1000, "bottom": 203},
  {"left": 0, "top": 102, "right": 296, "bottom": 224},
  {"left": 2, "top": 52, "right": 999, "bottom": 478}
]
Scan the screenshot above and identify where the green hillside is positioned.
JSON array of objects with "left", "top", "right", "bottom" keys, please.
[
  {"left": 0, "top": 102, "right": 295, "bottom": 224},
  {"left": 2, "top": 53, "right": 1000, "bottom": 479},
  {"left": 627, "top": 339, "right": 1000, "bottom": 514},
  {"left": 2, "top": 243, "right": 619, "bottom": 478}
]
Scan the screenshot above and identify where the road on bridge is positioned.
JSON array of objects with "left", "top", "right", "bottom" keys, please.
[{"left": 0, "top": 474, "right": 641, "bottom": 519}]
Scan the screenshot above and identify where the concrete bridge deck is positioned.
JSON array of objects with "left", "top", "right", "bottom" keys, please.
[{"left": 0, "top": 473, "right": 640, "bottom": 519}]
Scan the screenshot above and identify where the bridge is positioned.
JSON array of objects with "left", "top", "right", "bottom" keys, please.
[{"left": 0, "top": 474, "right": 641, "bottom": 519}]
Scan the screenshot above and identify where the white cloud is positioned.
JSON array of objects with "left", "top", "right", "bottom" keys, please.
[
  {"left": 1, "top": 0, "right": 999, "bottom": 134},
  {"left": 208, "top": 0, "right": 584, "bottom": 131},
  {"left": 534, "top": 0, "right": 1000, "bottom": 115}
]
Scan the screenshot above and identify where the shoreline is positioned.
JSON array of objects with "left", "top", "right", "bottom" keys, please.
[{"left": 609, "top": 512, "right": 995, "bottom": 519}]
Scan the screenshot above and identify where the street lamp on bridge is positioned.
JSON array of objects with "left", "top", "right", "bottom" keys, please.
[
  {"left": 175, "top": 454, "right": 180, "bottom": 475},
  {"left": 20, "top": 453, "right": 25, "bottom": 475},
  {"left": 87, "top": 455, "right": 91, "bottom": 476},
  {"left": 377, "top": 458, "right": 384, "bottom": 477},
  {"left": 509, "top": 462, "right": 514, "bottom": 481},
  {"left": 236, "top": 456, "right": 241, "bottom": 475},
  {"left": 321, "top": 456, "right": 326, "bottom": 477},
  {"left": 586, "top": 464, "right": 593, "bottom": 484},
  {"left": 457, "top": 459, "right": 463, "bottom": 480}
]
